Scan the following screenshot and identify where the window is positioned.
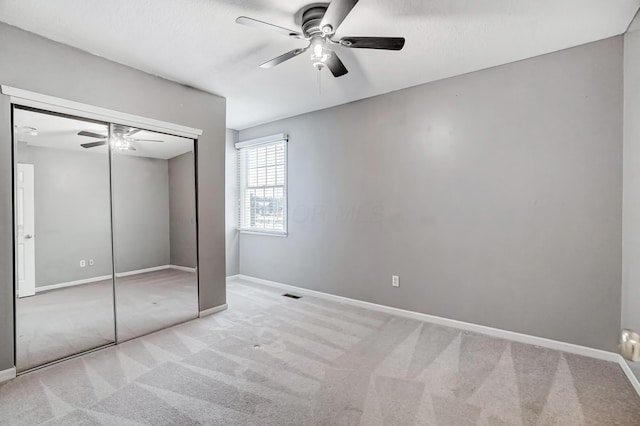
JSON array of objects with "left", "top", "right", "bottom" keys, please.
[{"left": 236, "top": 134, "right": 287, "bottom": 235}]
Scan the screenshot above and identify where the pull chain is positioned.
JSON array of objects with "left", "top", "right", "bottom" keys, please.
[{"left": 317, "top": 67, "right": 322, "bottom": 96}]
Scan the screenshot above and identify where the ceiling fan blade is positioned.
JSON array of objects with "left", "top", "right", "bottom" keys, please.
[
  {"left": 339, "top": 37, "right": 405, "bottom": 50},
  {"left": 126, "top": 128, "right": 141, "bottom": 137},
  {"left": 325, "top": 52, "right": 348, "bottom": 77},
  {"left": 236, "top": 16, "right": 303, "bottom": 39},
  {"left": 80, "top": 141, "right": 107, "bottom": 149},
  {"left": 131, "top": 139, "right": 164, "bottom": 143},
  {"left": 320, "top": 0, "right": 359, "bottom": 35},
  {"left": 127, "top": 145, "right": 137, "bottom": 151},
  {"left": 260, "top": 47, "right": 308, "bottom": 69},
  {"left": 78, "top": 131, "right": 106, "bottom": 138}
]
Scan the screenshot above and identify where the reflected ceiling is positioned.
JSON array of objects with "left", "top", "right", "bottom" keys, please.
[{"left": 14, "top": 108, "right": 193, "bottom": 160}]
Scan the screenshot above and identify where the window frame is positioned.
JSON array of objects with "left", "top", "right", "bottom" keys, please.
[{"left": 236, "top": 134, "right": 288, "bottom": 236}]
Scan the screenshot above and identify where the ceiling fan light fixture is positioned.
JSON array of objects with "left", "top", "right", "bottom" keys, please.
[
  {"left": 313, "top": 41, "right": 323, "bottom": 57},
  {"left": 111, "top": 133, "right": 130, "bottom": 151},
  {"left": 310, "top": 38, "right": 331, "bottom": 67}
]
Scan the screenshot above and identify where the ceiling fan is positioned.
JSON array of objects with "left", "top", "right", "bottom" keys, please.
[
  {"left": 77, "top": 125, "right": 163, "bottom": 151},
  {"left": 236, "top": 0, "right": 405, "bottom": 77}
]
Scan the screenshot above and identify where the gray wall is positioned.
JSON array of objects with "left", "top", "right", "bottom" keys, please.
[
  {"left": 112, "top": 153, "right": 171, "bottom": 273},
  {"left": 623, "top": 12, "right": 640, "bottom": 378},
  {"left": 239, "top": 37, "right": 624, "bottom": 352},
  {"left": 17, "top": 145, "right": 113, "bottom": 286},
  {"left": 226, "top": 129, "right": 239, "bottom": 276},
  {"left": 17, "top": 145, "right": 196, "bottom": 287},
  {"left": 169, "top": 151, "right": 197, "bottom": 268},
  {"left": 0, "top": 22, "right": 226, "bottom": 371}
]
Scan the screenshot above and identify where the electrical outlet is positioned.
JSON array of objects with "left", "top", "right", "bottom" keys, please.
[
  {"left": 392, "top": 275, "right": 400, "bottom": 287},
  {"left": 80, "top": 260, "right": 86, "bottom": 268},
  {"left": 89, "top": 259, "right": 95, "bottom": 266}
]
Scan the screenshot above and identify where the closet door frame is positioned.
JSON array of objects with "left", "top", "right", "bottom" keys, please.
[{"left": 10, "top": 99, "right": 202, "bottom": 372}]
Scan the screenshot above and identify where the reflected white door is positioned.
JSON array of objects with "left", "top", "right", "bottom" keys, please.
[{"left": 17, "top": 163, "right": 35, "bottom": 298}]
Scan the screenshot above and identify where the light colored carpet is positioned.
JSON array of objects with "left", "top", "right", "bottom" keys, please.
[
  {"left": 1, "top": 277, "right": 638, "bottom": 425},
  {"left": 16, "top": 269, "right": 198, "bottom": 372}
]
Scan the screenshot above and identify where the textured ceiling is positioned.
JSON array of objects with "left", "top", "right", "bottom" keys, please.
[{"left": 1, "top": 0, "right": 638, "bottom": 130}]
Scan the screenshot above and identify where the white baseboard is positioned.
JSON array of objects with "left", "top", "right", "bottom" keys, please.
[
  {"left": 0, "top": 367, "right": 16, "bottom": 383},
  {"left": 35, "top": 264, "right": 197, "bottom": 293},
  {"left": 235, "top": 275, "right": 620, "bottom": 363},
  {"left": 199, "top": 303, "right": 228, "bottom": 318},
  {"left": 236, "top": 275, "right": 640, "bottom": 396},
  {"left": 119, "top": 265, "right": 196, "bottom": 275},
  {"left": 117, "top": 265, "right": 172, "bottom": 277},
  {"left": 619, "top": 357, "right": 640, "bottom": 396},
  {"left": 36, "top": 274, "right": 113, "bottom": 293},
  {"left": 170, "top": 265, "right": 197, "bottom": 273}
]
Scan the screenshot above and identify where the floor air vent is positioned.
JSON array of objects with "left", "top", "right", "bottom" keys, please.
[{"left": 283, "top": 293, "right": 302, "bottom": 299}]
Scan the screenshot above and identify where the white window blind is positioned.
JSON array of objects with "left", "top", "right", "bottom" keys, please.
[{"left": 236, "top": 134, "right": 287, "bottom": 235}]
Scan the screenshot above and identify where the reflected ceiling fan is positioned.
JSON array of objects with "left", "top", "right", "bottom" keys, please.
[
  {"left": 77, "top": 125, "right": 163, "bottom": 151},
  {"left": 236, "top": 0, "right": 405, "bottom": 77}
]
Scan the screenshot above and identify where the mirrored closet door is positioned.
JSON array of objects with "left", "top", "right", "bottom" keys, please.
[
  {"left": 14, "top": 107, "right": 116, "bottom": 372},
  {"left": 110, "top": 124, "right": 199, "bottom": 342},
  {"left": 13, "top": 107, "right": 199, "bottom": 372}
]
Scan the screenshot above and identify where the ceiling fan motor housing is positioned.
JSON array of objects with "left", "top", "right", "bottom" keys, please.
[
  {"left": 302, "top": 6, "right": 328, "bottom": 38},
  {"left": 112, "top": 123, "right": 134, "bottom": 136}
]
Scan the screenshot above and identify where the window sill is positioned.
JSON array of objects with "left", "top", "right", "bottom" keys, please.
[{"left": 239, "top": 230, "right": 288, "bottom": 237}]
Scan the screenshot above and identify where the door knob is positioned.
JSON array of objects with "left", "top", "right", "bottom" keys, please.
[{"left": 25, "top": 234, "right": 33, "bottom": 239}]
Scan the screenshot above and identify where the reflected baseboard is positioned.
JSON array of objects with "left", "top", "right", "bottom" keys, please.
[
  {"left": 170, "top": 265, "right": 197, "bottom": 273},
  {"left": 35, "top": 274, "right": 113, "bottom": 293},
  {"left": 34, "top": 264, "right": 197, "bottom": 294},
  {"left": 620, "top": 358, "right": 640, "bottom": 396},
  {"left": 0, "top": 367, "right": 16, "bottom": 383},
  {"left": 199, "top": 304, "right": 228, "bottom": 318},
  {"left": 117, "top": 264, "right": 196, "bottom": 277}
]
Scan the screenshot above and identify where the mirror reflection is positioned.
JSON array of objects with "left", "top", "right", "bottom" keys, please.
[
  {"left": 13, "top": 108, "right": 199, "bottom": 372},
  {"left": 109, "top": 124, "right": 198, "bottom": 342},
  {"left": 14, "top": 108, "right": 115, "bottom": 372}
]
